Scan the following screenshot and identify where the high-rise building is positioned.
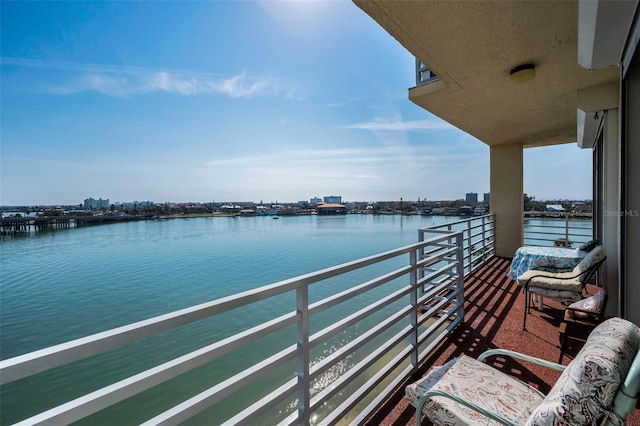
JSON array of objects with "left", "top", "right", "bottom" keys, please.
[
  {"left": 465, "top": 192, "right": 478, "bottom": 204},
  {"left": 323, "top": 195, "right": 342, "bottom": 204},
  {"left": 483, "top": 192, "right": 490, "bottom": 203},
  {"left": 83, "top": 198, "right": 110, "bottom": 210}
]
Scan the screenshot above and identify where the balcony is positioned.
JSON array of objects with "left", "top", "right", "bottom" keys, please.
[
  {"left": 1, "top": 216, "right": 491, "bottom": 425},
  {"left": 415, "top": 59, "right": 439, "bottom": 86},
  {"left": 364, "top": 256, "right": 640, "bottom": 425},
  {"left": 2, "top": 215, "right": 637, "bottom": 425}
]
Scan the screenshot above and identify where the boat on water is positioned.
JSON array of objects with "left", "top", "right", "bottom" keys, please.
[
  {"left": 459, "top": 206, "right": 473, "bottom": 216},
  {"left": 474, "top": 207, "right": 487, "bottom": 216}
]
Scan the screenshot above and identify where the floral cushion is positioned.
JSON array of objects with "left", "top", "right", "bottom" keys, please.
[
  {"left": 572, "top": 246, "right": 605, "bottom": 275},
  {"left": 527, "top": 317, "right": 640, "bottom": 425},
  {"left": 517, "top": 270, "right": 583, "bottom": 292},
  {"left": 528, "top": 286, "right": 584, "bottom": 301},
  {"left": 406, "top": 354, "right": 545, "bottom": 425},
  {"left": 564, "top": 290, "right": 606, "bottom": 321},
  {"left": 576, "top": 240, "right": 598, "bottom": 252}
]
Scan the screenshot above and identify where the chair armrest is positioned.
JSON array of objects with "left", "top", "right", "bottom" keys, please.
[
  {"left": 565, "top": 305, "right": 603, "bottom": 315},
  {"left": 415, "top": 389, "right": 519, "bottom": 426},
  {"left": 478, "top": 349, "right": 566, "bottom": 372},
  {"left": 610, "top": 351, "right": 640, "bottom": 422},
  {"left": 531, "top": 265, "right": 573, "bottom": 272}
]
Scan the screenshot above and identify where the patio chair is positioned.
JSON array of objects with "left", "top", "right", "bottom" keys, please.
[
  {"left": 405, "top": 317, "right": 640, "bottom": 426},
  {"left": 576, "top": 238, "right": 599, "bottom": 252},
  {"left": 518, "top": 246, "right": 606, "bottom": 331},
  {"left": 558, "top": 288, "right": 608, "bottom": 362}
]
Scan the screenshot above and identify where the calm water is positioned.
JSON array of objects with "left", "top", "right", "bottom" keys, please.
[
  {"left": 0, "top": 214, "right": 592, "bottom": 424},
  {"left": 1, "top": 214, "right": 461, "bottom": 425}
]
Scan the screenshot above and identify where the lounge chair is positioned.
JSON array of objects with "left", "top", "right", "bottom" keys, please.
[
  {"left": 405, "top": 317, "right": 640, "bottom": 426},
  {"left": 518, "top": 245, "right": 606, "bottom": 330}
]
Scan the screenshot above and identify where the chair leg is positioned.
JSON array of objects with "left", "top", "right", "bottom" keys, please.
[
  {"left": 523, "top": 289, "right": 529, "bottom": 331},
  {"left": 558, "top": 322, "right": 568, "bottom": 363}
]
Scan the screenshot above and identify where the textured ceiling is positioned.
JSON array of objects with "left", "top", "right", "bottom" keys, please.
[{"left": 354, "top": 0, "right": 619, "bottom": 147}]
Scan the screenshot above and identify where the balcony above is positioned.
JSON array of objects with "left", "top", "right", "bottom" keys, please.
[{"left": 354, "top": 0, "right": 620, "bottom": 148}]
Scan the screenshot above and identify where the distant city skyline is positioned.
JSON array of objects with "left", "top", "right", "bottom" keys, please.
[
  {"left": 1, "top": 2, "right": 592, "bottom": 206},
  {"left": 1, "top": 192, "right": 593, "bottom": 209}
]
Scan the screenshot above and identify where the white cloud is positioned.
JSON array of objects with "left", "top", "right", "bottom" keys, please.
[
  {"left": 344, "top": 118, "right": 457, "bottom": 131},
  {"left": 1, "top": 57, "right": 294, "bottom": 99},
  {"left": 203, "top": 146, "right": 482, "bottom": 170}
]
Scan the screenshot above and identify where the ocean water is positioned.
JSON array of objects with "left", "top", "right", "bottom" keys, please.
[
  {"left": 1, "top": 214, "right": 459, "bottom": 424},
  {"left": 0, "top": 214, "right": 592, "bottom": 424}
]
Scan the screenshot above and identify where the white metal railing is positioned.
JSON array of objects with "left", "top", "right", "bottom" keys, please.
[
  {"left": 523, "top": 214, "right": 593, "bottom": 247},
  {"left": 0, "top": 218, "right": 495, "bottom": 425},
  {"left": 419, "top": 214, "right": 495, "bottom": 277}
]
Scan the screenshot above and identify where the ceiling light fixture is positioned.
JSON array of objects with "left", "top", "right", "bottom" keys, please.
[{"left": 510, "top": 63, "right": 535, "bottom": 84}]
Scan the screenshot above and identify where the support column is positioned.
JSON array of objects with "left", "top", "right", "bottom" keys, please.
[
  {"left": 490, "top": 144, "right": 524, "bottom": 258},
  {"left": 600, "top": 109, "right": 620, "bottom": 317},
  {"left": 578, "top": 80, "right": 622, "bottom": 318},
  {"left": 623, "top": 46, "right": 640, "bottom": 326}
]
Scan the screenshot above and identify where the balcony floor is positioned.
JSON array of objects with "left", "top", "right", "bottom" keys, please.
[{"left": 363, "top": 256, "right": 640, "bottom": 426}]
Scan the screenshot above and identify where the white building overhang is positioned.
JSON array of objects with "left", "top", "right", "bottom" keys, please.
[
  {"left": 578, "top": 0, "right": 638, "bottom": 70},
  {"left": 576, "top": 0, "right": 638, "bottom": 149}
]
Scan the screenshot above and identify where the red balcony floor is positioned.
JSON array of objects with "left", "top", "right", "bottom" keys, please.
[{"left": 363, "top": 256, "right": 640, "bottom": 426}]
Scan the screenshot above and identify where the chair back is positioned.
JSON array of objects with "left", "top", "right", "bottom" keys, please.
[
  {"left": 530, "top": 318, "right": 639, "bottom": 425},
  {"left": 577, "top": 239, "right": 599, "bottom": 252},
  {"left": 571, "top": 246, "right": 606, "bottom": 283}
]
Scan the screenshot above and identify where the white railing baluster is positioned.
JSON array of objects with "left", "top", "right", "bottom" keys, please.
[
  {"left": 296, "top": 285, "right": 310, "bottom": 425},
  {"left": 455, "top": 232, "right": 465, "bottom": 322},
  {"left": 410, "top": 249, "right": 419, "bottom": 369}
]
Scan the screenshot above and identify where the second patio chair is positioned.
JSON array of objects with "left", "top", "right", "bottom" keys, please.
[
  {"left": 518, "top": 246, "right": 606, "bottom": 330},
  {"left": 558, "top": 288, "right": 608, "bottom": 362}
]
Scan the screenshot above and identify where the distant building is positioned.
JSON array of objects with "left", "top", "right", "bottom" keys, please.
[
  {"left": 575, "top": 204, "right": 593, "bottom": 214},
  {"left": 323, "top": 195, "right": 342, "bottom": 204},
  {"left": 317, "top": 203, "right": 346, "bottom": 215},
  {"left": 310, "top": 197, "right": 322, "bottom": 205},
  {"left": 459, "top": 206, "right": 473, "bottom": 216},
  {"left": 83, "top": 198, "right": 110, "bottom": 210},
  {"left": 483, "top": 192, "right": 490, "bottom": 203},
  {"left": 546, "top": 204, "right": 565, "bottom": 212},
  {"left": 465, "top": 192, "right": 478, "bottom": 204}
]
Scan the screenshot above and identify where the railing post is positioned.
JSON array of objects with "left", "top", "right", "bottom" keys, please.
[
  {"left": 466, "top": 219, "right": 472, "bottom": 275},
  {"left": 481, "top": 216, "right": 487, "bottom": 264},
  {"left": 565, "top": 213, "right": 570, "bottom": 246},
  {"left": 296, "top": 286, "right": 310, "bottom": 424},
  {"left": 417, "top": 229, "right": 425, "bottom": 284},
  {"left": 410, "top": 248, "right": 419, "bottom": 369},
  {"left": 455, "top": 232, "right": 465, "bottom": 323}
]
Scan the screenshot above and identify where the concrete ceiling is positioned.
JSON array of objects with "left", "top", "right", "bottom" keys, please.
[{"left": 353, "top": 0, "right": 619, "bottom": 148}]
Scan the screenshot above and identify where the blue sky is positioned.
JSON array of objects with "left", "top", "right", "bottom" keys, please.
[{"left": 1, "top": 1, "right": 592, "bottom": 206}]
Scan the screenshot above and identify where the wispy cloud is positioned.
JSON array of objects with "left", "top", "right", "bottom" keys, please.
[
  {"left": 1, "top": 57, "right": 295, "bottom": 99},
  {"left": 344, "top": 118, "right": 456, "bottom": 131},
  {"left": 203, "top": 146, "right": 480, "bottom": 170},
  {"left": 323, "top": 96, "right": 368, "bottom": 108}
]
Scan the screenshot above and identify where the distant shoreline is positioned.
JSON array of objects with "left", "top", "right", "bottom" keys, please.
[{"left": 1, "top": 211, "right": 591, "bottom": 237}]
